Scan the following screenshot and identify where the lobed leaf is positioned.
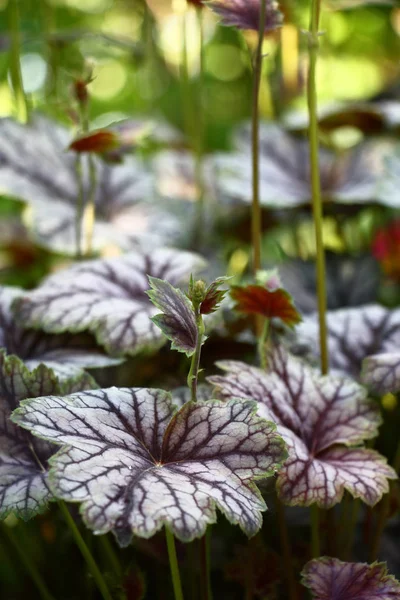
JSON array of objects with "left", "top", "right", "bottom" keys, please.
[
  {"left": 301, "top": 557, "right": 400, "bottom": 600},
  {"left": 230, "top": 284, "right": 302, "bottom": 328},
  {"left": 0, "top": 284, "right": 119, "bottom": 384},
  {"left": 13, "top": 249, "right": 206, "bottom": 357},
  {"left": 291, "top": 304, "right": 400, "bottom": 381},
  {"left": 209, "top": 346, "right": 397, "bottom": 508},
  {"left": 12, "top": 389, "right": 287, "bottom": 544},
  {"left": 362, "top": 352, "right": 400, "bottom": 395},
  {"left": 0, "top": 350, "right": 94, "bottom": 520},
  {"left": 0, "top": 115, "right": 181, "bottom": 254}
]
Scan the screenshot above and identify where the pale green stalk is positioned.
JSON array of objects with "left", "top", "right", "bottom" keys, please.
[
  {"left": 307, "top": 0, "right": 327, "bottom": 558},
  {"left": 187, "top": 308, "right": 205, "bottom": 402},
  {"left": 9, "top": 0, "right": 28, "bottom": 122},
  {"left": 251, "top": 0, "right": 268, "bottom": 276},
  {"left": 166, "top": 528, "right": 184, "bottom": 600}
]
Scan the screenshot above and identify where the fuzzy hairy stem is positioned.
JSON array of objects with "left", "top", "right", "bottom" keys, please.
[
  {"left": 187, "top": 309, "right": 205, "bottom": 402},
  {"left": 166, "top": 528, "right": 184, "bottom": 600}
]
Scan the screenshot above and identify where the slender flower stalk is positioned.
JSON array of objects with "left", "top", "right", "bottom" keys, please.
[
  {"left": 251, "top": 0, "right": 268, "bottom": 277},
  {"left": 187, "top": 306, "right": 205, "bottom": 402},
  {"left": 8, "top": 0, "right": 28, "bottom": 123},
  {"left": 307, "top": 0, "right": 328, "bottom": 375},
  {"left": 2, "top": 524, "right": 55, "bottom": 600},
  {"left": 166, "top": 528, "right": 184, "bottom": 600},
  {"left": 58, "top": 501, "right": 114, "bottom": 600},
  {"left": 307, "top": 0, "right": 326, "bottom": 558}
]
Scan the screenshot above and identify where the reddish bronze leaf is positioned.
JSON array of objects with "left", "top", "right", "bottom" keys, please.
[
  {"left": 69, "top": 130, "right": 119, "bottom": 154},
  {"left": 230, "top": 285, "right": 302, "bottom": 328}
]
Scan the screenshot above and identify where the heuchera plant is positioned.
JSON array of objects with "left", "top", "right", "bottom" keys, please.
[{"left": 2, "top": 0, "right": 400, "bottom": 598}]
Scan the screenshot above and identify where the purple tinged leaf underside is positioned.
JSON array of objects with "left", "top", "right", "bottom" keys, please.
[
  {"left": 209, "top": 346, "right": 397, "bottom": 508},
  {"left": 11, "top": 388, "right": 287, "bottom": 544},
  {"left": 13, "top": 249, "right": 206, "bottom": 357},
  {"left": 301, "top": 556, "right": 400, "bottom": 600},
  {"left": 147, "top": 277, "right": 197, "bottom": 356}
]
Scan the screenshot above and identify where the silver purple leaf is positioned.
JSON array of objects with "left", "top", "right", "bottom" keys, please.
[
  {"left": 147, "top": 277, "right": 197, "bottom": 356},
  {"left": 212, "top": 123, "right": 385, "bottom": 208},
  {"left": 292, "top": 305, "right": 400, "bottom": 381},
  {"left": 13, "top": 249, "right": 206, "bottom": 357},
  {"left": 0, "top": 285, "right": 120, "bottom": 383},
  {"left": 0, "top": 350, "right": 95, "bottom": 520},
  {"left": 362, "top": 353, "right": 400, "bottom": 395},
  {"left": 0, "top": 115, "right": 181, "bottom": 254},
  {"left": 376, "top": 148, "right": 400, "bottom": 209},
  {"left": 209, "top": 347, "right": 396, "bottom": 508},
  {"left": 12, "top": 389, "right": 287, "bottom": 543},
  {"left": 301, "top": 557, "right": 400, "bottom": 600}
]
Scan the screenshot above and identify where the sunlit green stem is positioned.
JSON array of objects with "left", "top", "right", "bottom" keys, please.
[
  {"left": 276, "top": 499, "right": 298, "bottom": 600},
  {"left": 75, "top": 155, "right": 84, "bottom": 258},
  {"left": 187, "top": 309, "right": 205, "bottom": 402},
  {"left": 258, "top": 318, "right": 270, "bottom": 369},
  {"left": 9, "top": 0, "right": 28, "bottom": 123},
  {"left": 166, "top": 528, "right": 184, "bottom": 600},
  {"left": 307, "top": 0, "right": 328, "bottom": 375},
  {"left": 2, "top": 524, "right": 55, "bottom": 600},
  {"left": 193, "top": 6, "right": 205, "bottom": 247},
  {"left": 200, "top": 528, "right": 212, "bottom": 600},
  {"left": 310, "top": 504, "right": 320, "bottom": 558},
  {"left": 58, "top": 501, "right": 113, "bottom": 600},
  {"left": 251, "top": 0, "right": 267, "bottom": 276}
]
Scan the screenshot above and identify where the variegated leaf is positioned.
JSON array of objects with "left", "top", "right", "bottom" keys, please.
[
  {"left": 301, "top": 557, "right": 400, "bottom": 600},
  {"left": 362, "top": 353, "right": 400, "bottom": 394},
  {"left": 13, "top": 249, "right": 206, "bottom": 357},
  {"left": 292, "top": 305, "right": 400, "bottom": 380},
  {"left": 0, "top": 116, "right": 181, "bottom": 254},
  {"left": 12, "top": 389, "right": 287, "bottom": 544},
  {"left": 213, "top": 123, "right": 384, "bottom": 208},
  {"left": 0, "top": 351, "right": 94, "bottom": 520},
  {"left": 209, "top": 347, "right": 396, "bottom": 508}
]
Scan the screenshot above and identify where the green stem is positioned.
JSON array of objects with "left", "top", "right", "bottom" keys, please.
[
  {"left": 187, "top": 310, "right": 205, "bottom": 402},
  {"left": 343, "top": 499, "right": 360, "bottom": 561},
  {"left": 58, "top": 501, "right": 113, "bottom": 600},
  {"left": 9, "top": 0, "right": 28, "bottom": 123},
  {"left": 75, "top": 154, "right": 84, "bottom": 258},
  {"left": 41, "top": 0, "right": 58, "bottom": 102},
  {"left": 310, "top": 504, "right": 320, "bottom": 558},
  {"left": 2, "top": 524, "right": 55, "bottom": 600},
  {"left": 200, "top": 528, "right": 212, "bottom": 600},
  {"left": 251, "top": 0, "right": 267, "bottom": 276},
  {"left": 307, "top": 0, "right": 328, "bottom": 375},
  {"left": 84, "top": 154, "right": 97, "bottom": 256},
  {"left": 276, "top": 499, "right": 298, "bottom": 600},
  {"left": 193, "top": 6, "right": 205, "bottom": 248},
  {"left": 258, "top": 318, "right": 270, "bottom": 369},
  {"left": 165, "top": 528, "right": 184, "bottom": 600}
]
